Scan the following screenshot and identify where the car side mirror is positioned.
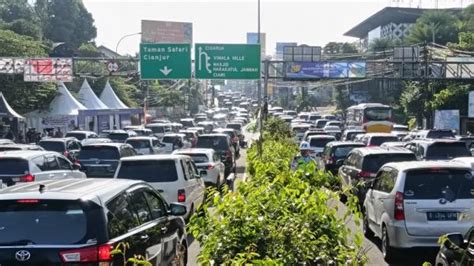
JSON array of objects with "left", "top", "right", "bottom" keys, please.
[
  {"left": 445, "top": 233, "right": 464, "bottom": 248},
  {"left": 72, "top": 163, "right": 81, "bottom": 171},
  {"left": 169, "top": 203, "right": 187, "bottom": 216},
  {"left": 336, "top": 159, "right": 344, "bottom": 167}
]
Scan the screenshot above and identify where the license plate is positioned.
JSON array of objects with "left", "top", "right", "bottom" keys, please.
[{"left": 427, "top": 212, "right": 458, "bottom": 221}]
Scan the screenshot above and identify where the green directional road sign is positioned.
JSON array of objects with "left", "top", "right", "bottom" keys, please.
[
  {"left": 195, "top": 44, "right": 261, "bottom": 80},
  {"left": 140, "top": 43, "right": 191, "bottom": 80}
]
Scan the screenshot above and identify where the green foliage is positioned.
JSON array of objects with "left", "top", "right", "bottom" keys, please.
[
  {"left": 400, "top": 82, "right": 426, "bottom": 126},
  {"left": 428, "top": 84, "right": 470, "bottom": 116},
  {"left": 77, "top": 43, "right": 101, "bottom": 57},
  {"left": 0, "top": 29, "right": 47, "bottom": 56},
  {"left": 368, "top": 38, "right": 399, "bottom": 51},
  {"left": 406, "top": 10, "right": 460, "bottom": 45},
  {"left": 263, "top": 117, "right": 292, "bottom": 141},
  {"left": 189, "top": 121, "right": 365, "bottom": 264},
  {"left": 323, "top": 42, "right": 358, "bottom": 54},
  {"left": 148, "top": 83, "right": 185, "bottom": 107}
]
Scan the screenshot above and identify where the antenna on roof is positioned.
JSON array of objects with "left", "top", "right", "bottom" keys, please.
[{"left": 39, "top": 184, "right": 46, "bottom": 193}]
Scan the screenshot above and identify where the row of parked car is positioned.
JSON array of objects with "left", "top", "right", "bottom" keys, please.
[
  {"left": 292, "top": 123, "right": 474, "bottom": 264},
  {"left": 0, "top": 106, "right": 252, "bottom": 265}
]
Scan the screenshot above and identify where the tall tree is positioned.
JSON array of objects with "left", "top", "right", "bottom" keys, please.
[
  {"left": 406, "top": 10, "right": 460, "bottom": 45},
  {"left": 0, "top": 0, "right": 42, "bottom": 39},
  {"left": 42, "top": 0, "right": 97, "bottom": 48},
  {"left": 323, "top": 42, "right": 358, "bottom": 54}
]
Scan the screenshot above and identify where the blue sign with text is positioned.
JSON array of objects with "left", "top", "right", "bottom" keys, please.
[{"left": 285, "top": 61, "right": 366, "bottom": 79}]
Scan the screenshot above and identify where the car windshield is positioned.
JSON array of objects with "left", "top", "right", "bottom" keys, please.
[
  {"left": 364, "top": 107, "right": 391, "bottom": 121},
  {"left": 333, "top": 145, "right": 362, "bottom": 158},
  {"left": 117, "top": 160, "right": 178, "bottom": 182},
  {"left": 147, "top": 126, "right": 165, "bottom": 134},
  {"left": 162, "top": 136, "right": 180, "bottom": 144},
  {"left": 108, "top": 133, "right": 129, "bottom": 142},
  {"left": 362, "top": 153, "right": 416, "bottom": 173},
  {"left": 78, "top": 146, "right": 120, "bottom": 160},
  {"left": 427, "top": 130, "right": 455, "bottom": 139},
  {"left": 316, "top": 121, "right": 327, "bottom": 128},
  {"left": 370, "top": 136, "right": 399, "bottom": 146},
  {"left": 404, "top": 169, "right": 474, "bottom": 200},
  {"left": 65, "top": 133, "right": 86, "bottom": 141},
  {"left": 0, "top": 159, "right": 29, "bottom": 175},
  {"left": 197, "top": 137, "right": 228, "bottom": 151},
  {"left": 39, "top": 141, "right": 65, "bottom": 152},
  {"left": 426, "top": 142, "right": 470, "bottom": 159},
  {"left": 126, "top": 139, "right": 151, "bottom": 149},
  {"left": 181, "top": 154, "right": 209, "bottom": 163},
  {"left": 309, "top": 138, "right": 334, "bottom": 148},
  {"left": 0, "top": 200, "right": 93, "bottom": 245},
  {"left": 181, "top": 120, "right": 194, "bottom": 127}
]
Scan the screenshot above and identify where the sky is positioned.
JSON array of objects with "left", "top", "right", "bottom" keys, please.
[{"left": 82, "top": 0, "right": 472, "bottom": 56}]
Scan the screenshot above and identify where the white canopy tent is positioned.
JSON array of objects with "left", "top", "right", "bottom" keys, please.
[
  {"left": 26, "top": 82, "right": 87, "bottom": 132},
  {"left": 77, "top": 79, "right": 108, "bottom": 109},
  {"left": 100, "top": 81, "right": 128, "bottom": 109}
]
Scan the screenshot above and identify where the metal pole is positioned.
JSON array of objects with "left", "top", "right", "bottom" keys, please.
[
  {"left": 115, "top": 32, "right": 141, "bottom": 55},
  {"left": 257, "top": 0, "right": 263, "bottom": 156},
  {"left": 263, "top": 60, "right": 269, "bottom": 121}
]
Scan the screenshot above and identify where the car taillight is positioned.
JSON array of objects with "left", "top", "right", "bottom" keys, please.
[
  {"left": 207, "top": 164, "right": 215, "bottom": 170},
  {"left": 394, "top": 191, "right": 405, "bottom": 221},
  {"left": 17, "top": 199, "right": 39, "bottom": 203},
  {"left": 20, "top": 174, "right": 35, "bottom": 182},
  {"left": 59, "top": 244, "right": 112, "bottom": 263},
  {"left": 356, "top": 171, "right": 373, "bottom": 179},
  {"left": 177, "top": 189, "right": 186, "bottom": 202}
]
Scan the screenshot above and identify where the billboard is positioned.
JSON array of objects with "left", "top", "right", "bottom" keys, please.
[
  {"left": 434, "top": 110, "right": 460, "bottom": 132},
  {"left": 285, "top": 61, "right": 366, "bottom": 79},
  {"left": 276, "top": 42, "right": 297, "bottom": 59},
  {"left": 0, "top": 58, "right": 25, "bottom": 74},
  {"left": 246, "top": 32, "right": 266, "bottom": 56},
  {"left": 24, "top": 58, "right": 73, "bottom": 82},
  {"left": 141, "top": 20, "right": 193, "bottom": 44}
]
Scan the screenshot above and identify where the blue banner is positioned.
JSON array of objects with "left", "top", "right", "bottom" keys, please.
[{"left": 285, "top": 61, "right": 366, "bottom": 79}]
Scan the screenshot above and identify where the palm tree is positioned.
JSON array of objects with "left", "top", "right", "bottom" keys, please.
[{"left": 406, "top": 10, "right": 460, "bottom": 45}]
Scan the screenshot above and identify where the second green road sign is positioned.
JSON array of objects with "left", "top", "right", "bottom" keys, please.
[
  {"left": 195, "top": 44, "right": 261, "bottom": 80},
  {"left": 140, "top": 43, "right": 191, "bottom": 79}
]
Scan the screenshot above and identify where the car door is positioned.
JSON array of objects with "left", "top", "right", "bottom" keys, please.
[
  {"left": 31, "top": 155, "right": 50, "bottom": 181},
  {"left": 56, "top": 155, "right": 84, "bottom": 179},
  {"left": 184, "top": 159, "right": 200, "bottom": 209},
  {"left": 41, "top": 154, "right": 64, "bottom": 180},
  {"left": 339, "top": 153, "right": 354, "bottom": 187},
  {"left": 143, "top": 189, "right": 181, "bottom": 265},
  {"left": 372, "top": 168, "right": 395, "bottom": 227}
]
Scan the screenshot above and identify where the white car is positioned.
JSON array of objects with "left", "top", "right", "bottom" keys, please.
[
  {"left": 307, "top": 135, "right": 336, "bottom": 156},
  {"left": 115, "top": 154, "right": 205, "bottom": 220},
  {"left": 65, "top": 130, "right": 98, "bottom": 144},
  {"left": 125, "top": 136, "right": 167, "bottom": 155},
  {"left": 173, "top": 148, "right": 226, "bottom": 188},
  {"left": 161, "top": 133, "right": 192, "bottom": 153},
  {"left": 363, "top": 161, "right": 474, "bottom": 262},
  {"left": 0, "top": 151, "right": 85, "bottom": 188}
]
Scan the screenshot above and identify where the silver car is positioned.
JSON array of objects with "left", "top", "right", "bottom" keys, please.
[
  {"left": 125, "top": 136, "right": 167, "bottom": 155},
  {"left": 363, "top": 161, "right": 474, "bottom": 263}
]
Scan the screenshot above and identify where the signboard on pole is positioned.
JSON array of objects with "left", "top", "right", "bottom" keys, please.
[
  {"left": 469, "top": 91, "right": 474, "bottom": 118},
  {"left": 434, "top": 110, "right": 460, "bottom": 132},
  {"left": 194, "top": 44, "right": 261, "bottom": 80},
  {"left": 140, "top": 43, "right": 191, "bottom": 80},
  {"left": 285, "top": 61, "right": 366, "bottom": 79},
  {"left": 141, "top": 20, "right": 193, "bottom": 44},
  {"left": 24, "top": 58, "right": 73, "bottom": 82}
]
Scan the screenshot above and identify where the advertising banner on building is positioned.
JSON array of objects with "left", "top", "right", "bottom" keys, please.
[
  {"left": 141, "top": 20, "right": 193, "bottom": 44},
  {"left": 24, "top": 58, "right": 73, "bottom": 82},
  {"left": 434, "top": 110, "right": 460, "bottom": 132},
  {"left": 285, "top": 61, "right": 366, "bottom": 79},
  {"left": 0, "top": 58, "right": 25, "bottom": 74}
]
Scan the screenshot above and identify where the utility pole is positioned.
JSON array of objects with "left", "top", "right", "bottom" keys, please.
[{"left": 257, "top": 0, "right": 263, "bottom": 156}]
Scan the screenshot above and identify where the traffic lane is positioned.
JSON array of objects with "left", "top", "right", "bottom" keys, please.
[
  {"left": 187, "top": 142, "right": 248, "bottom": 266},
  {"left": 336, "top": 202, "right": 439, "bottom": 265}
]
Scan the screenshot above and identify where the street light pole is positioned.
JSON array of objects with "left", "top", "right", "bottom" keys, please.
[
  {"left": 115, "top": 32, "right": 141, "bottom": 55},
  {"left": 257, "top": 0, "right": 263, "bottom": 156}
]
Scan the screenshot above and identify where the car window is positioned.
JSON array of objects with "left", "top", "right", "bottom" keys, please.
[
  {"left": 44, "top": 155, "right": 59, "bottom": 170},
  {"left": 309, "top": 138, "right": 334, "bottom": 148},
  {"left": 362, "top": 153, "right": 416, "bottom": 173},
  {"left": 0, "top": 158, "right": 30, "bottom": 175},
  {"left": 404, "top": 169, "right": 474, "bottom": 199},
  {"left": 106, "top": 194, "right": 140, "bottom": 238},
  {"left": 334, "top": 146, "right": 361, "bottom": 158},
  {"left": 426, "top": 142, "right": 471, "bottom": 160},
  {"left": 152, "top": 139, "right": 160, "bottom": 147},
  {"left": 117, "top": 160, "right": 179, "bottom": 182},
  {"left": 68, "top": 141, "right": 81, "bottom": 150},
  {"left": 32, "top": 156, "right": 45, "bottom": 171},
  {"left": 344, "top": 153, "right": 354, "bottom": 166},
  {"left": 39, "top": 141, "right": 65, "bottom": 153},
  {"left": 78, "top": 146, "right": 120, "bottom": 160},
  {"left": 128, "top": 189, "right": 153, "bottom": 224},
  {"left": 374, "top": 169, "right": 395, "bottom": 193},
  {"left": 187, "top": 160, "right": 196, "bottom": 179},
  {"left": 196, "top": 136, "right": 229, "bottom": 151},
  {"left": 144, "top": 190, "right": 167, "bottom": 219},
  {"left": 369, "top": 136, "right": 399, "bottom": 146},
  {"left": 57, "top": 156, "right": 72, "bottom": 170},
  {"left": 126, "top": 139, "right": 151, "bottom": 149}
]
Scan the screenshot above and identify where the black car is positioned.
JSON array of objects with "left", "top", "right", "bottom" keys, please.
[
  {"left": 320, "top": 141, "right": 365, "bottom": 174},
  {"left": 0, "top": 178, "right": 188, "bottom": 265},
  {"left": 436, "top": 227, "right": 474, "bottom": 266},
  {"left": 196, "top": 134, "right": 236, "bottom": 177},
  {"left": 38, "top": 137, "right": 82, "bottom": 162},
  {"left": 77, "top": 143, "right": 137, "bottom": 177}
]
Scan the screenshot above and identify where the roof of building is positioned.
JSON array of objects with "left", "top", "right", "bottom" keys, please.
[{"left": 345, "top": 7, "right": 461, "bottom": 38}]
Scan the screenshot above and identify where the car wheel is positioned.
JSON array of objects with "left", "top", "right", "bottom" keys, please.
[
  {"left": 172, "top": 241, "right": 187, "bottom": 266},
  {"left": 362, "top": 211, "right": 374, "bottom": 239},
  {"left": 382, "top": 225, "right": 396, "bottom": 263}
]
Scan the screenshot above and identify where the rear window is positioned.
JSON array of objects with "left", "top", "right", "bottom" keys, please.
[
  {"left": 162, "top": 136, "right": 179, "bottom": 144},
  {"left": 117, "top": 160, "right": 178, "bottom": 182},
  {"left": 126, "top": 139, "right": 151, "bottom": 149},
  {"left": 333, "top": 145, "right": 363, "bottom": 158},
  {"left": 426, "top": 142, "right": 470, "bottom": 159},
  {"left": 0, "top": 159, "right": 29, "bottom": 175},
  {"left": 369, "top": 136, "right": 399, "bottom": 146},
  {"left": 309, "top": 138, "right": 334, "bottom": 148},
  {"left": 316, "top": 121, "right": 328, "bottom": 128},
  {"left": 404, "top": 169, "right": 474, "bottom": 199},
  {"left": 65, "top": 133, "right": 86, "bottom": 141},
  {"left": 309, "top": 115, "right": 321, "bottom": 121},
  {"left": 78, "top": 146, "right": 120, "bottom": 160},
  {"left": 427, "top": 130, "right": 455, "bottom": 139},
  {"left": 362, "top": 153, "right": 416, "bottom": 173},
  {"left": 196, "top": 137, "right": 228, "bottom": 151},
  {"left": 181, "top": 154, "right": 209, "bottom": 163},
  {"left": 147, "top": 126, "right": 165, "bottom": 134},
  {"left": 39, "top": 141, "right": 65, "bottom": 152},
  {"left": 0, "top": 200, "right": 98, "bottom": 245},
  {"left": 108, "top": 133, "right": 129, "bottom": 143},
  {"left": 227, "top": 124, "right": 242, "bottom": 131}
]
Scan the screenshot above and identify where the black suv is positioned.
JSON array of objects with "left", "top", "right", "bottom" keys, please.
[
  {"left": 0, "top": 178, "right": 188, "bottom": 265},
  {"left": 77, "top": 143, "right": 137, "bottom": 177},
  {"left": 196, "top": 134, "right": 236, "bottom": 177},
  {"left": 321, "top": 142, "right": 365, "bottom": 174},
  {"left": 38, "top": 137, "right": 82, "bottom": 162}
]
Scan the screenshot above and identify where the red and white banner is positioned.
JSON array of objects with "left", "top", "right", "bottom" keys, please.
[{"left": 24, "top": 58, "right": 73, "bottom": 82}]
